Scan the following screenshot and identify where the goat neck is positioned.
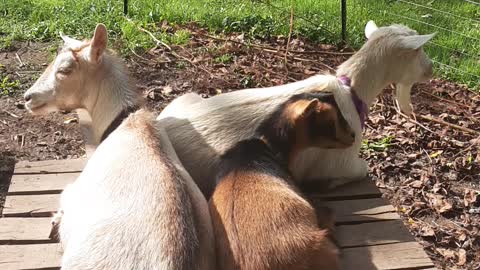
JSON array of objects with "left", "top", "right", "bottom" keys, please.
[
  {"left": 82, "top": 54, "right": 141, "bottom": 143},
  {"left": 336, "top": 45, "right": 391, "bottom": 107}
]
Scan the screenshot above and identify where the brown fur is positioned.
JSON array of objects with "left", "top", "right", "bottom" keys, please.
[
  {"left": 210, "top": 171, "right": 340, "bottom": 270},
  {"left": 209, "top": 93, "right": 352, "bottom": 270}
]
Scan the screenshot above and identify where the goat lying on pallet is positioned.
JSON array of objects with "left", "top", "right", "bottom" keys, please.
[
  {"left": 24, "top": 24, "right": 215, "bottom": 270},
  {"left": 210, "top": 92, "right": 355, "bottom": 270},
  {"left": 159, "top": 21, "right": 435, "bottom": 197}
]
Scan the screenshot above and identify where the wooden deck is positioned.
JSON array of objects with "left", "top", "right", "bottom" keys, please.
[{"left": 0, "top": 158, "right": 437, "bottom": 270}]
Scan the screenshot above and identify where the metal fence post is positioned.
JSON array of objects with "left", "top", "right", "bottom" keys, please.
[
  {"left": 341, "top": 0, "right": 347, "bottom": 43},
  {"left": 124, "top": 0, "right": 128, "bottom": 15}
]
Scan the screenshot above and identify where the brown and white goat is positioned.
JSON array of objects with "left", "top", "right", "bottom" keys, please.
[
  {"left": 158, "top": 20, "right": 435, "bottom": 196},
  {"left": 24, "top": 24, "right": 215, "bottom": 269},
  {"left": 209, "top": 92, "right": 355, "bottom": 270}
]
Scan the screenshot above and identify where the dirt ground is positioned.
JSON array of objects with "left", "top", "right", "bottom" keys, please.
[{"left": 1, "top": 25, "right": 479, "bottom": 269}]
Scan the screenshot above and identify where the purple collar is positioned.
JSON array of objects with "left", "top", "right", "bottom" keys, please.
[{"left": 338, "top": 75, "right": 368, "bottom": 129}]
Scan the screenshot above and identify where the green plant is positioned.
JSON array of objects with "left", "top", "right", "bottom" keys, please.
[
  {"left": 361, "top": 136, "right": 394, "bottom": 152},
  {"left": 240, "top": 75, "right": 254, "bottom": 88},
  {"left": 176, "top": 61, "right": 187, "bottom": 69},
  {"left": 214, "top": 54, "right": 233, "bottom": 64},
  {"left": 0, "top": 76, "right": 20, "bottom": 96},
  {"left": 169, "top": 29, "right": 191, "bottom": 45}
]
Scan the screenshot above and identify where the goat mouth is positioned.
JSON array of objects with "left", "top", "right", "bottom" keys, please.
[{"left": 25, "top": 101, "right": 48, "bottom": 114}]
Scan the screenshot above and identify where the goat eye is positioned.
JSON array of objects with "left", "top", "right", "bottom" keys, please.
[{"left": 57, "top": 68, "right": 73, "bottom": 75}]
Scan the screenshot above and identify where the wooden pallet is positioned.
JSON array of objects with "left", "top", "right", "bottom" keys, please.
[{"left": 0, "top": 158, "right": 436, "bottom": 270}]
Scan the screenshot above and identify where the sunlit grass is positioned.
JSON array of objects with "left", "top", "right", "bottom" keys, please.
[{"left": 0, "top": 0, "right": 478, "bottom": 87}]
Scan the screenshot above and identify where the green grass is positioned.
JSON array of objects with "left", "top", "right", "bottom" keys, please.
[
  {"left": 361, "top": 136, "right": 394, "bottom": 152},
  {"left": 0, "top": 0, "right": 478, "bottom": 87},
  {"left": 0, "top": 75, "right": 20, "bottom": 96},
  {"left": 214, "top": 53, "right": 234, "bottom": 64}
]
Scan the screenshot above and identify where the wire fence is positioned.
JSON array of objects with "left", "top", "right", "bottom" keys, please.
[
  {"left": 122, "top": 0, "right": 479, "bottom": 87},
  {"left": 345, "top": 0, "right": 480, "bottom": 87}
]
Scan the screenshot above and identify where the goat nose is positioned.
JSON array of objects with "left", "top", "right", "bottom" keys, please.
[
  {"left": 350, "top": 132, "right": 356, "bottom": 140},
  {"left": 24, "top": 93, "right": 32, "bottom": 102}
]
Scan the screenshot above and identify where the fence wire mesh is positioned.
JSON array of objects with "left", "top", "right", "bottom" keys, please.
[
  {"left": 123, "top": 0, "right": 479, "bottom": 87},
  {"left": 347, "top": 0, "right": 480, "bottom": 87}
]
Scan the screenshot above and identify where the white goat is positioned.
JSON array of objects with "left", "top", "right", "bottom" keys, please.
[
  {"left": 24, "top": 25, "right": 141, "bottom": 144},
  {"left": 24, "top": 24, "right": 215, "bottom": 270},
  {"left": 158, "top": 21, "right": 435, "bottom": 196}
]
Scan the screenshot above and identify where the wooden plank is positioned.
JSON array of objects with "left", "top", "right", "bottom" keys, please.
[
  {"left": 322, "top": 198, "right": 399, "bottom": 224},
  {"left": 0, "top": 218, "right": 416, "bottom": 250},
  {"left": 306, "top": 179, "right": 382, "bottom": 200},
  {"left": 341, "top": 242, "right": 435, "bottom": 270},
  {"left": 8, "top": 173, "right": 78, "bottom": 194},
  {"left": 0, "top": 218, "right": 52, "bottom": 242},
  {"left": 337, "top": 220, "right": 415, "bottom": 248},
  {"left": 2, "top": 194, "right": 399, "bottom": 223},
  {"left": 0, "top": 243, "right": 62, "bottom": 269},
  {"left": 15, "top": 159, "right": 86, "bottom": 174},
  {"left": 3, "top": 194, "right": 59, "bottom": 217},
  {"left": 0, "top": 218, "right": 417, "bottom": 244}
]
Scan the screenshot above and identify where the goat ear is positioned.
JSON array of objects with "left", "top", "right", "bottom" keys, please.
[
  {"left": 288, "top": 98, "right": 320, "bottom": 124},
  {"left": 365, "top": 20, "right": 379, "bottom": 39},
  {"left": 90, "top": 24, "right": 108, "bottom": 63},
  {"left": 400, "top": 33, "right": 436, "bottom": 50}
]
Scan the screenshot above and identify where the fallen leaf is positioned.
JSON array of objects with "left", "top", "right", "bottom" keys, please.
[
  {"left": 304, "top": 69, "right": 316, "bottom": 75},
  {"left": 464, "top": 189, "right": 479, "bottom": 207},
  {"left": 63, "top": 117, "right": 78, "bottom": 124},
  {"left": 458, "top": 232, "right": 467, "bottom": 242},
  {"left": 419, "top": 225, "right": 435, "bottom": 237},
  {"left": 427, "top": 193, "right": 452, "bottom": 213},
  {"left": 161, "top": 85, "right": 173, "bottom": 95},
  {"left": 410, "top": 180, "right": 424, "bottom": 188},
  {"left": 457, "top": 248, "right": 467, "bottom": 266},
  {"left": 430, "top": 150, "right": 443, "bottom": 158},
  {"left": 436, "top": 248, "right": 456, "bottom": 260},
  {"left": 432, "top": 183, "right": 443, "bottom": 193}
]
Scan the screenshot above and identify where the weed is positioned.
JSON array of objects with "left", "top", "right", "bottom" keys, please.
[
  {"left": 214, "top": 54, "right": 233, "bottom": 64},
  {"left": 169, "top": 29, "right": 191, "bottom": 45},
  {"left": 240, "top": 75, "right": 254, "bottom": 88},
  {"left": 0, "top": 76, "right": 20, "bottom": 96},
  {"left": 362, "top": 136, "right": 394, "bottom": 152},
  {"left": 176, "top": 61, "right": 187, "bottom": 69}
]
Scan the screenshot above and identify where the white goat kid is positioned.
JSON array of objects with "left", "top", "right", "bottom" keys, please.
[
  {"left": 24, "top": 24, "right": 215, "bottom": 269},
  {"left": 158, "top": 20, "right": 435, "bottom": 196}
]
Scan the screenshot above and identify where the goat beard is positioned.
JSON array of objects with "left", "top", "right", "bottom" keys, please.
[{"left": 395, "top": 83, "right": 414, "bottom": 116}]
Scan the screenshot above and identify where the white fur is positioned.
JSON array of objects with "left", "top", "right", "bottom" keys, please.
[
  {"left": 158, "top": 21, "right": 435, "bottom": 196},
  {"left": 59, "top": 112, "right": 215, "bottom": 269},
  {"left": 24, "top": 27, "right": 140, "bottom": 144},
  {"left": 25, "top": 24, "right": 215, "bottom": 269}
]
